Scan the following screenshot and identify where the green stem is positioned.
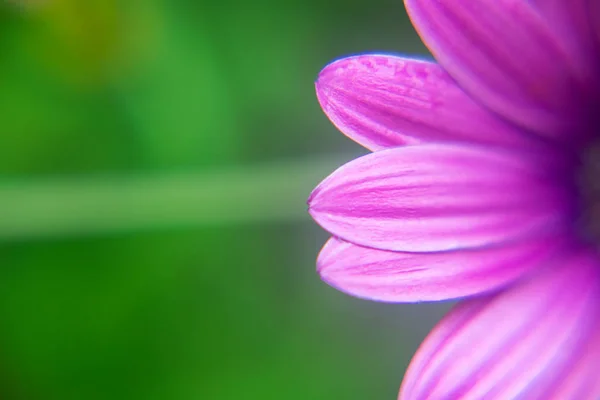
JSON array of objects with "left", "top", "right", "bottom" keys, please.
[{"left": 0, "top": 155, "right": 353, "bottom": 240}]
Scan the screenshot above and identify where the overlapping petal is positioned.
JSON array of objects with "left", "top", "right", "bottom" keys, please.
[
  {"left": 315, "top": 55, "right": 543, "bottom": 151},
  {"left": 317, "top": 235, "right": 565, "bottom": 302},
  {"left": 404, "top": 0, "right": 589, "bottom": 136},
  {"left": 308, "top": 144, "right": 572, "bottom": 252},
  {"left": 399, "top": 247, "right": 600, "bottom": 399}
]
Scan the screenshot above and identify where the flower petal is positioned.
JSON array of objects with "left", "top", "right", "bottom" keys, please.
[
  {"left": 308, "top": 144, "right": 572, "bottom": 252},
  {"left": 317, "top": 235, "right": 565, "bottom": 302},
  {"left": 592, "top": 1, "right": 600, "bottom": 51},
  {"left": 531, "top": 0, "right": 600, "bottom": 82},
  {"left": 315, "top": 55, "right": 543, "bottom": 151},
  {"left": 399, "top": 247, "right": 600, "bottom": 399},
  {"left": 551, "top": 327, "right": 600, "bottom": 399},
  {"left": 404, "top": 0, "right": 589, "bottom": 136}
]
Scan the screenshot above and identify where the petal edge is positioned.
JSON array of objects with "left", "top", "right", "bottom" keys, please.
[
  {"left": 318, "top": 235, "right": 565, "bottom": 302},
  {"left": 316, "top": 54, "right": 544, "bottom": 150}
]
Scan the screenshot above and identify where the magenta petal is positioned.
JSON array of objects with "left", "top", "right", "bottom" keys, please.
[
  {"left": 317, "top": 235, "right": 565, "bottom": 302},
  {"left": 308, "top": 144, "right": 571, "bottom": 252},
  {"left": 399, "top": 248, "right": 600, "bottom": 399},
  {"left": 592, "top": 1, "right": 600, "bottom": 50},
  {"left": 404, "top": 0, "right": 587, "bottom": 136},
  {"left": 531, "top": 0, "right": 600, "bottom": 84},
  {"left": 315, "top": 55, "right": 542, "bottom": 151}
]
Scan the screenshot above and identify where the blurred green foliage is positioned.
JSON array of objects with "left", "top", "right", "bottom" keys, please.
[{"left": 0, "top": 1, "right": 434, "bottom": 399}]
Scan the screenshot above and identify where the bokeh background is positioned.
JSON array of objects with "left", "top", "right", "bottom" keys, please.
[{"left": 0, "top": 1, "right": 450, "bottom": 399}]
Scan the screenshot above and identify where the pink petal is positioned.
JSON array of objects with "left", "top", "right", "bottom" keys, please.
[
  {"left": 317, "top": 235, "right": 565, "bottom": 302},
  {"left": 315, "top": 55, "right": 544, "bottom": 151},
  {"left": 308, "top": 144, "right": 572, "bottom": 252},
  {"left": 551, "top": 327, "right": 600, "bottom": 399},
  {"left": 399, "top": 247, "right": 600, "bottom": 399},
  {"left": 531, "top": 0, "right": 600, "bottom": 86},
  {"left": 404, "top": 0, "right": 589, "bottom": 137}
]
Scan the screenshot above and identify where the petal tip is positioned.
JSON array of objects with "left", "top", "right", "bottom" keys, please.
[{"left": 306, "top": 185, "right": 321, "bottom": 209}]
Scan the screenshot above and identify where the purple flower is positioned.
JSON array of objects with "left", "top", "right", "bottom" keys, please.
[{"left": 308, "top": 0, "right": 600, "bottom": 398}]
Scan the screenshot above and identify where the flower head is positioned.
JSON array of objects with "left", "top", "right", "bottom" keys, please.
[{"left": 308, "top": 0, "right": 600, "bottom": 398}]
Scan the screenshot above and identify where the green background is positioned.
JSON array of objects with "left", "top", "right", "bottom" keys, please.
[{"left": 0, "top": 1, "right": 448, "bottom": 399}]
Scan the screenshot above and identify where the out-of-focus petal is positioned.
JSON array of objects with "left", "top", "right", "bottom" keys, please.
[
  {"left": 551, "top": 327, "right": 600, "bottom": 399},
  {"left": 404, "top": 0, "right": 589, "bottom": 137},
  {"left": 308, "top": 144, "right": 572, "bottom": 252},
  {"left": 399, "top": 247, "right": 600, "bottom": 400},
  {"left": 592, "top": 1, "right": 600, "bottom": 51},
  {"left": 315, "top": 55, "right": 544, "bottom": 151},
  {"left": 317, "top": 235, "right": 564, "bottom": 302},
  {"left": 531, "top": 0, "right": 600, "bottom": 87}
]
